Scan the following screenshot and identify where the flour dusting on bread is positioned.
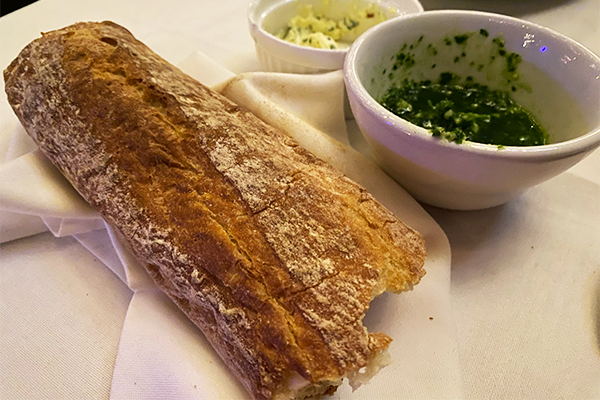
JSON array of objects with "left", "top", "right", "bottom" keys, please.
[{"left": 4, "top": 21, "right": 426, "bottom": 400}]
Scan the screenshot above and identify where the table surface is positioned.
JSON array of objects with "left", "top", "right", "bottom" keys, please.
[{"left": 1, "top": 0, "right": 599, "bottom": 399}]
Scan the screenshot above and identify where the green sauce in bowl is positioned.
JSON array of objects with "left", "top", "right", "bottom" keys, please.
[
  {"left": 380, "top": 74, "right": 548, "bottom": 146},
  {"left": 376, "top": 30, "right": 549, "bottom": 146}
]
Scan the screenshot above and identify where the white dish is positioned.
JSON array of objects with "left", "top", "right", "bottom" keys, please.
[
  {"left": 344, "top": 10, "right": 600, "bottom": 210},
  {"left": 248, "top": 0, "right": 423, "bottom": 73}
]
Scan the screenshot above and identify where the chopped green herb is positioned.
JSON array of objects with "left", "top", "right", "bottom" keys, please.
[
  {"left": 439, "top": 72, "right": 458, "bottom": 85},
  {"left": 492, "top": 37, "right": 505, "bottom": 48},
  {"left": 506, "top": 53, "right": 521, "bottom": 72},
  {"left": 344, "top": 18, "right": 359, "bottom": 30},
  {"left": 454, "top": 34, "right": 470, "bottom": 44}
]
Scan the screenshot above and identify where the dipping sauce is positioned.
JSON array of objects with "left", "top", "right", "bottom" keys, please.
[
  {"left": 276, "top": 3, "right": 388, "bottom": 49},
  {"left": 378, "top": 30, "right": 548, "bottom": 146},
  {"left": 380, "top": 74, "right": 548, "bottom": 146}
]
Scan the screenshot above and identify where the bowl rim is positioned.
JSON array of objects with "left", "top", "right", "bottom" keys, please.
[{"left": 344, "top": 9, "right": 600, "bottom": 161}]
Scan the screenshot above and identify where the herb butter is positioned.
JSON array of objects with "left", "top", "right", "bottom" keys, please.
[{"left": 276, "top": 3, "right": 388, "bottom": 49}]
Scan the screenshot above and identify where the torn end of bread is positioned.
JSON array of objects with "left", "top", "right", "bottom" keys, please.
[
  {"left": 3, "top": 21, "right": 426, "bottom": 400},
  {"left": 272, "top": 315, "right": 394, "bottom": 399}
]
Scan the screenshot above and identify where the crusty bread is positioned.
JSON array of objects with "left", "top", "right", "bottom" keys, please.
[{"left": 4, "top": 21, "right": 426, "bottom": 400}]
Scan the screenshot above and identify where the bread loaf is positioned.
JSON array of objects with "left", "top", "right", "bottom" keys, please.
[{"left": 4, "top": 21, "right": 426, "bottom": 400}]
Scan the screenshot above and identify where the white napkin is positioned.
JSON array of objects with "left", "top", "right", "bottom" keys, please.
[
  {"left": 0, "top": 51, "right": 463, "bottom": 399},
  {"left": 0, "top": 141, "right": 101, "bottom": 241}
]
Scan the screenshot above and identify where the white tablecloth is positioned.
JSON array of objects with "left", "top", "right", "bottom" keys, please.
[{"left": 1, "top": 0, "right": 598, "bottom": 399}]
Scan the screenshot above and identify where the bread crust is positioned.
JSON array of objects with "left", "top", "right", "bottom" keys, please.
[{"left": 4, "top": 21, "right": 426, "bottom": 400}]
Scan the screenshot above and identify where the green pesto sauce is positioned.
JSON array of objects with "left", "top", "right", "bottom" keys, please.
[
  {"left": 378, "top": 30, "right": 548, "bottom": 146},
  {"left": 380, "top": 74, "right": 548, "bottom": 146}
]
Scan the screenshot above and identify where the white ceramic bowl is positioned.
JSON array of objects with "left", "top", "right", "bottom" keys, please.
[
  {"left": 248, "top": 0, "right": 423, "bottom": 74},
  {"left": 344, "top": 10, "right": 600, "bottom": 210}
]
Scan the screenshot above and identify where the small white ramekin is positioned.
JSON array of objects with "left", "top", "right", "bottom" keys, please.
[{"left": 248, "top": 0, "right": 423, "bottom": 74}]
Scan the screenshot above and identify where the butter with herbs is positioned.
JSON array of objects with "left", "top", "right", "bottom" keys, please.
[{"left": 276, "top": 2, "right": 388, "bottom": 50}]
